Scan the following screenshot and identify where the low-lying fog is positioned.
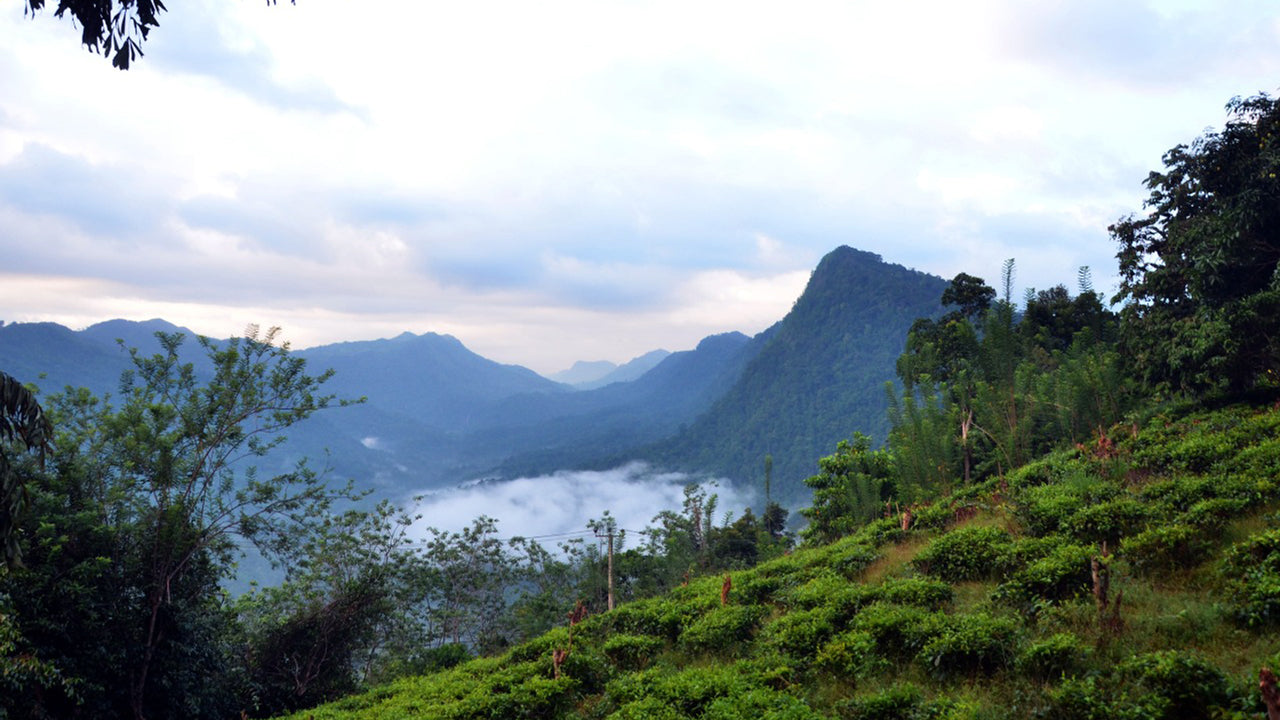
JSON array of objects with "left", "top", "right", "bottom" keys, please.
[{"left": 406, "top": 462, "right": 756, "bottom": 542}]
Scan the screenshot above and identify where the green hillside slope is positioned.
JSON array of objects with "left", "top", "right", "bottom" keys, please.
[
  {"left": 280, "top": 401, "right": 1280, "bottom": 719},
  {"left": 647, "top": 246, "right": 947, "bottom": 503}
]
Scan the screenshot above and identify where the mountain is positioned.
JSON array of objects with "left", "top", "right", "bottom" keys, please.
[
  {"left": 480, "top": 332, "right": 758, "bottom": 478},
  {"left": 576, "top": 350, "right": 671, "bottom": 389},
  {"left": 549, "top": 360, "right": 618, "bottom": 386},
  {"left": 0, "top": 246, "right": 947, "bottom": 501},
  {"left": 642, "top": 246, "right": 948, "bottom": 502}
]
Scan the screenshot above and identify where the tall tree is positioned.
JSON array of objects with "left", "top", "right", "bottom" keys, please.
[
  {"left": 0, "top": 371, "right": 52, "bottom": 569},
  {"left": 1112, "top": 92, "right": 1280, "bottom": 396}
]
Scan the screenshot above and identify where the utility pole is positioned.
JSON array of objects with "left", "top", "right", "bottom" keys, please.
[
  {"left": 606, "top": 529, "right": 615, "bottom": 612},
  {"left": 595, "top": 527, "right": 615, "bottom": 611}
]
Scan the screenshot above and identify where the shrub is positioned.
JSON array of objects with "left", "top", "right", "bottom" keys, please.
[
  {"left": 735, "top": 573, "right": 787, "bottom": 605},
  {"left": 912, "top": 526, "right": 1012, "bottom": 581},
  {"left": 1014, "top": 484, "right": 1086, "bottom": 537},
  {"left": 601, "top": 599, "right": 679, "bottom": 639},
  {"left": 1063, "top": 498, "right": 1151, "bottom": 546},
  {"left": 850, "top": 603, "right": 946, "bottom": 663},
  {"left": 1123, "top": 523, "right": 1214, "bottom": 575},
  {"left": 829, "top": 542, "right": 882, "bottom": 578},
  {"left": 603, "top": 634, "right": 664, "bottom": 671},
  {"left": 1044, "top": 676, "right": 1142, "bottom": 720},
  {"left": 834, "top": 683, "right": 965, "bottom": 720},
  {"left": 814, "top": 630, "right": 887, "bottom": 678},
  {"left": 1016, "top": 632, "right": 1089, "bottom": 681},
  {"left": 763, "top": 607, "right": 837, "bottom": 661},
  {"left": 1121, "top": 650, "right": 1232, "bottom": 720},
  {"left": 702, "top": 687, "right": 826, "bottom": 720},
  {"left": 784, "top": 571, "right": 852, "bottom": 611},
  {"left": 1183, "top": 496, "right": 1248, "bottom": 528},
  {"left": 877, "top": 577, "right": 953, "bottom": 611},
  {"left": 995, "top": 543, "right": 1094, "bottom": 608},
  {"left": 910, "top": 502, "right": 958, "bottom": 531},
  {"left": 679, "top": 605, "right": 765, "bottom": 655},
  {"left": 835, "top": 683, "right": 923, "bottom": 720},
  {"left": 996, "top": 534, "right": 1066, "bottom": 571},
  {"left": 916, "top": 612, "right": 1017, "bottom": 681},
  {"left": 607, "top": 696, "right": 692, "bottom": 720},
  {"left": 1220, "top": 528, "right": 1280, "bottom": 627}
]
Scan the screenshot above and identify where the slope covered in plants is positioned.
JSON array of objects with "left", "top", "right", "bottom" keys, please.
[{"left": 280, "top": 401, "right": 1280, "bottom": 719}]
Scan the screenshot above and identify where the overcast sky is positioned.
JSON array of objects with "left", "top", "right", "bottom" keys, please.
[{"left": 2, "top": 1, "right": 1278, "bottom": 374}]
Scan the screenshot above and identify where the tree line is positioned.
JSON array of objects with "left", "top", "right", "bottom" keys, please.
[
  {"left": 802, "top": 91, "right": 1280, "bottom": 545},
  {"left": 0, "top": 328, "right": 793, "bottom": 719}
]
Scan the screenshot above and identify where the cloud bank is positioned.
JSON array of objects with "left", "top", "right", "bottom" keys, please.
[{"left": 405, "top": 463, "right": 757, "bottom": 544}]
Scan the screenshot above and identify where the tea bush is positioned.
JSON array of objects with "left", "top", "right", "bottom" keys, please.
[
  {"left": 814, "top": 630, "right": 886, "bottom": 678},
  {"left": 850, "top": 603, "right": 946, "bottom": 663},
  {"left": 877, "top": 577, "right": 954, "bottom": 611},
  {"left": 1220, "top": 527, "right": 1280, "bottom": 627},
  {"left": 995, "top": 543, "right": 1094, "bottom": 607},
  {"left": 1123, "top": 523, "right": 1213, "bottom": 575},
  {"left": 679, "top": 605, "right": 766, "bottom": 655},
  {"left": 763, "top": 607, "right": 838, "bottom": 661},
  {"left": 912, "top": 526, "right": 1012, "bottom": 581},
  {"left": 834, "top": 683, "right": 966, "bottom": 720},
  {"left": 1063, "top": 497, "right": 1151, "bottom": 546},
  {"left": 1014, "top": 484, "right": 1087, "bottom": 537},
  {"left": 702, "top": 687, "right": 826, "bottom": 720},
  {"left": 916, "top": 612, "right": 1018, "bottom": 681},
  {"left": 1121, "top": 650, "right": 1233, "bottom": 720},
  {"left": 603, "top": 634, "right": 665, "bottom": 671},
  {"left": 1015, "top": 632, "right": 1088, "bottom": 681}
]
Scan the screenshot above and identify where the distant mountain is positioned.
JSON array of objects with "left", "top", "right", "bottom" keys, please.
[
  {"left": 481, "top": 332, "right": 758, "bottom": 478},
  {"left": 300, "top": 332, "right": 565, "bottom": 434},
  {"left": 642, "top": 246, "right": 948, "bottom": 503},
  {"left": 578, "top": 349, "right": 671, "bottom": 389},
  {"left": 0, "top": 246, "right": 948, "bottom": 505},
  {"left": 0, "top": 318, "right": 200, "bottom": 397},
  {"left": 549, "top": 360, "right": 618, "bottom": 386}
]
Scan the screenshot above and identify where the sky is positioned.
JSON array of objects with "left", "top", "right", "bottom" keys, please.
[{"left": 2, "top": 1, "right": 1279, "bottom": 375}]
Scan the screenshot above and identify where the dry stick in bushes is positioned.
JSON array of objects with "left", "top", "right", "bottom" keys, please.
[
  {"left": 1262, "top": 667, "right": 1280, "bottom": 720},
  {"left": 553, "top": 601, "right": 590, "bottom": 679},
  {"left": 721, "top": 575, "right": 732, "bottom": 606},
  {"left": 1091, "top": 543, "right": 1124, "bottom": 640}
]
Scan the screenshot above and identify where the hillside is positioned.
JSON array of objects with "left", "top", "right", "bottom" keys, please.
[
  {"left": 645, "top": 246, "right": 948, "bottom": 502},
  {"left": 280, "top": 401, "right": 1280, "bottom": 719}
]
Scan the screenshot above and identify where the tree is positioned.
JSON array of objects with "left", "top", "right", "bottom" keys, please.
[
  {"left": 0, "top": 371, "right": 52, "bottom": 569},
  {"left": 2, "top": 327, "right": 358, "bottom": 720},
  {"left": 23, "top": 0, "right": 294, "bottom": 69},
  {"left": 941, "top": 272, "right": 996, "bottom": 321},
  {"left": 1112, "top": 92, "right": 1280, "bottom": 396},
  {"left": 800, "top": 433, "right": 895, "bottom": 545}
]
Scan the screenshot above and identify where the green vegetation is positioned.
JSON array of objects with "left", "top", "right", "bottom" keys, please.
[
  {"left": 271, "top": 403, "right": 1280, "bottom": 719},
  {"left": 6, "top": 92, "right": 1280, "bottom": 719}
]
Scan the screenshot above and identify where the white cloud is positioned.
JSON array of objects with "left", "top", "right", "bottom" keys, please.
[
  {"left": 3, "top": 0, "right": 1280, "bottom": 372},
  {"left": 406, "top": 463, "right": 757, "bottom": 542}
]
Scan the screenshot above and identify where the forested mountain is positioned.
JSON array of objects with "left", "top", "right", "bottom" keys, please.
[
  {"left": 0, "top": 248, "right": 943, "bottom": 498},
  {"left": 644, "top": 246, "right": 948, "bottom": 502}
]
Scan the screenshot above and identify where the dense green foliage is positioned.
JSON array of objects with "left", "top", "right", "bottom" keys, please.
[
  {"left": 650, "top": 247, "right": 947, "bottom": 502},
  {"left": 1112, "top": 93, "right": 1280, "bottom": 397},
  {"left": 273, "top": 405, "right": 1280, "bottom": 720}
]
